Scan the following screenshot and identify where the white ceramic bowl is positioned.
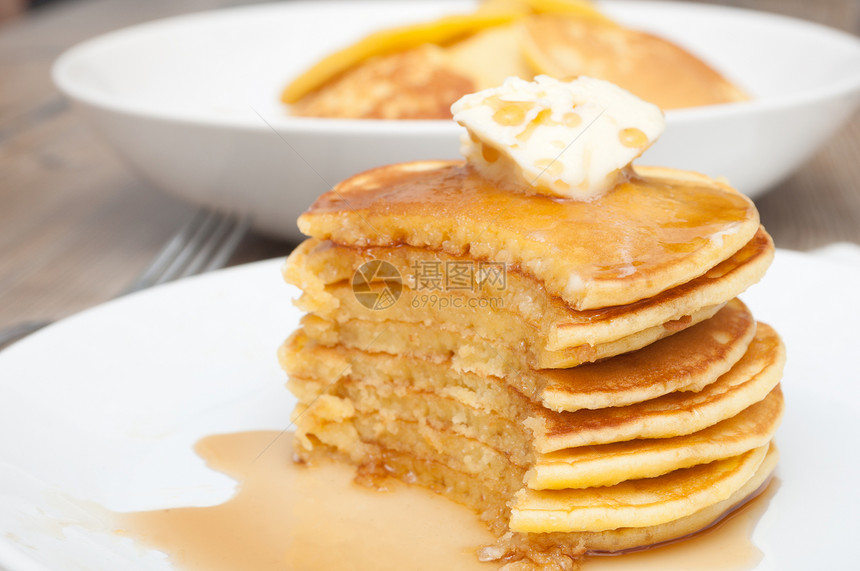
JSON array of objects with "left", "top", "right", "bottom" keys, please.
[{"left": 53, "top": 0, "right": 860, "bottom": 240}]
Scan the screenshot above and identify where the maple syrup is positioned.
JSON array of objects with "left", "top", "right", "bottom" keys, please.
[{"left": 118, "top": 430, "right": 776, "bottom": 571}]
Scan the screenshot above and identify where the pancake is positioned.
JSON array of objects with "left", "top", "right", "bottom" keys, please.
[
  {"left": 296, "top": 279, "right": 735, "bottom": 370},
  {"left": 285, "top": 354, "right": 537, "bottom": 469},
  {"left": 498, "top": 444, "right": 779, "bottom": 559},
  {"left": 282, "top": 330, "right": 541, "bottom": 416},
  {"left": 297, "top": 162, "right": 760, "bottom": 310},
  {"left": 529, "top": 386, "right": 783, "bottom": 489},
  {"left": 285, "top": 227, "right": 771, "bottom": 354},
  {"left": 532, "top": 323, "right": 785, "bottom": 451},
  {"left": 541, "top": 299, "right": 755, "bottom": 411},
  {"left": 285, "top": 300, "right": 754, "bottom": 412},
  {"left": 295, "top": 303, "right": 724, "bottom": 375},
  {"left": 290, "top": 45, "right": 476, "bottom": 120},
  {"left": 281, "top": 9, "right": 524, "bottom": 106},
  {"left": 445, "top": 24, "right": 533, "bottom": 90},
  {"left": 511, "top": 444, "right": 769, "bottom": 533},
  {"left": 521, "top": 15, "right": 748, "bottom": 109}
]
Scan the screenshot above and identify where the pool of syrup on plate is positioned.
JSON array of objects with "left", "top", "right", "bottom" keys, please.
[{"left": 116, "top": 431, "right": 777, "bottom": 571}]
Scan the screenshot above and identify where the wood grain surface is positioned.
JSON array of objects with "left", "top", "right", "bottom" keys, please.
[{"left": 1, "top": 0, "right": 858, "bottom": 332}]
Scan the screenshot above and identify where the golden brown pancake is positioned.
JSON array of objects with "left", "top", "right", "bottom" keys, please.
[
  {"left": 281, "top": 8, "right": 523, "bottom": 107},
  {"left": 285, "top": 227, "right": 771, "bottom": 353},
  {"left": 529, "top": 386, "right": 783, "bottom": 489},
  {"left": 445, "top": 24, "right": 533, "bottom": 90},
  {"left": 290, "top": 45, "right": 476, "bottom": 119},
  {"left": 297, "top": 162, "right": 761, "bottom": 310},
  {"left": 292, "top": 305, "right": 722, "bottom": 377},
  {"left": 540, "top": 299, "right": 756, "bottom": 411},
  {"left": 284, "top": 228, "right": 771, "bottom": 373},
  {"left": 501, "top": 444, "right": 779, "bottom": 557},
  {"left": 293, "top": 303, "right": 723, "bottom": 375},
  {"left": 284, "top": 300, "right": 754, "bottom": 412},
  {"left": 532, "top": 323, "right": 785, "bottom": 451},
  {"left": 521, "top": 15, "right": 748, "bottom": 109},
  {"left": 511, "top": 444, "right": 769, "bottom": 532}
]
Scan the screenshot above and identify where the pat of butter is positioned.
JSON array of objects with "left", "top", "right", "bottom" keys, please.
[{"left": 451, "top": 76, "right": 665, "bottom": 200}]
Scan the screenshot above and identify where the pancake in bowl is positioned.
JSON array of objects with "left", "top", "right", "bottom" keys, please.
[
  {"left": 520, "top": 15, "right": 748, "bottom": 110},
  {"left": 285, "top": 0, "right": 747, "bottom": 118},
  {"left": 289, "top": 45, "right": 477, "bottom": 120}
]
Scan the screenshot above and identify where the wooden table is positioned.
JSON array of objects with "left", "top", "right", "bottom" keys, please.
[{"left": 1, "top": 0, "right": 859, "bottom": 333}]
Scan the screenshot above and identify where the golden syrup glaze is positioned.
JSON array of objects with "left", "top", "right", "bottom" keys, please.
[
  {"left": 298, "top": 162, "right": 760, "bottom": 310},
  {"left": 115, "top": 431, "right": 776, "bottom": 571}
]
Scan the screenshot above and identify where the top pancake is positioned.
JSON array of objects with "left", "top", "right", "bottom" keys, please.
[{"left": 298, "top": 162, "right": 760, "bottom": 310}]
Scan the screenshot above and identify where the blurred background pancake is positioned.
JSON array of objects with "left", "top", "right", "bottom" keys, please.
[{"left": 286, "top": 0, "right": 748, "bottom": 118}]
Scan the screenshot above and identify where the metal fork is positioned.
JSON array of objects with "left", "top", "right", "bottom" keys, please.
[{"left": 0, "top": 208, "right": 251, "bottom": 350}]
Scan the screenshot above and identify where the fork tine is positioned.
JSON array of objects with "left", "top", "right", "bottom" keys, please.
[
  {"left": 127, "top": 209, "right": 250, "bottom": 292},
  {"left": 123, "top": 208, "right": 212, "bottom": 294},
  {"left": 152, "top": 210, "right": 222, "bottom": 286},
  {"left": 179, "top": 214, "right": 240, "bottom": 279},
  {"left": 202, "top": 217, "right": 252, "bottom": 274}
]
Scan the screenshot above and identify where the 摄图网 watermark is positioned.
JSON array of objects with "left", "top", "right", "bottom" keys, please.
[{"left": 352, "top": 259, "right": 506, "bottom": 311}]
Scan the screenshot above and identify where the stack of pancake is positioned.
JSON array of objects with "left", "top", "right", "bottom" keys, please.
[{"left": 280, "top": 161, "right": 784, "bottom": 567}]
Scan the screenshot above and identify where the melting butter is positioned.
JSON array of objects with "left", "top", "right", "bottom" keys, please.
[{"left": 451, "top": 76, "right": 665, "bottom": 201}]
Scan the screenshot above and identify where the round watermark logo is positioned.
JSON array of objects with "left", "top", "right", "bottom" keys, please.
[{"left": 352, "top": 260, "right": 402, "bottom": 310}]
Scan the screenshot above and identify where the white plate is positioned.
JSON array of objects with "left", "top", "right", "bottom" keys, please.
[
  {"left": 1, "top": 250, "right": 859, "bottom": 570},
  {"left": 52, "top": 1, "right": 860, "bottom": 240}
]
